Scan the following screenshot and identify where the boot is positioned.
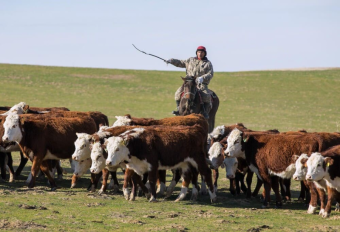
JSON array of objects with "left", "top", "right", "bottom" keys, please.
[
  {"left": 172, "top": 100, "right": 180, "bottom": 115},
  {"left": 202, "top": 102, "right": 211, "bottom": 119}
]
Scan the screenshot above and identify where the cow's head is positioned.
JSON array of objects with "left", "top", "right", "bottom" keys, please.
[
  {"left": 98, "top": 125, "right": 109, "bottom": 132},
  {"left": 225, "top": 128, "right": 245, "bottom": 158},
  {"left": 223, "top": 157, "right": 238, "bottom": 179},
  {"left": 209, "top": 125, "right": 225, "bottom": 143},
  {"left": 1, "top": 102, "right": 27, "bottom": 116},
  {"left": 90, "top": 142, "right": 107, "bottom": 174},
  {"left": 2, "top": 114, "right": 23, "bottom": 143},
  {"left": 72, "top": 133, "right": 92, "bottom": 161},
  {"left": 292, "top": 154, "right": 308, "bottom": 181},
  {"left": 105, "top": 128, "right": 145, "bottom": 166},
  {"left": 207, "top": 142, "right": 224, "bottom": 169},
  {"left": 306, "top": 152, "right": 334, "bottom": 181},
  {"left": 112, "top": 115, "right": 132, "bottom": 127},
  {"left": 72, "top": 158, "right": 92, "bottom": 177}
]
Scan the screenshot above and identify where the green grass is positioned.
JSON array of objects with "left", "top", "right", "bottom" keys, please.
[{"left": 1, "top": 63, "right": 340, "bottom": 231}]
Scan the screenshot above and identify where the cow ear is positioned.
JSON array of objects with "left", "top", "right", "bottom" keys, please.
[
  {"left": 86, "top": 134, "right": 92, "bottom": 141},
  {"left": 121, "top": 139, "right": 129, "bottom": 146},
  {"left": 301, "top": 158, "right": 308, "bottom": 167},
  {"left": 292, "top": 155, "right": 300, "bottom": 163},
  {"left": 23, "top": 105, "right": 29, "bottom": 114},
  {"left": 101, "top": 144, "right": 108, "bottom": 153},
  {"left": 324, "top": 157, "right": 334, "bottom": 167}
]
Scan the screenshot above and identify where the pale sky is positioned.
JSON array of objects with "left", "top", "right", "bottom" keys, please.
[{"left": 1, "top": 1, "right": 339, "bottom": 72}]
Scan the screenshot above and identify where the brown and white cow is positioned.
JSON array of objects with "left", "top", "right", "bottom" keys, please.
[
  {"left": 293, "top": 153, "right": 330, "bottom": 215},
  {"left": 305, "top": 146, "right": 340, "bottom": 217},
  {"left": 0, "top": 102, "right": 69, "bottom": 115},
  {"left": 105, "top": 125, "right": 216, "bottom": 203},
  {"left": 225, "top": 128, "right": 324, "bottom": 208},
  {"left": 109, "top": 114, "right": 209, "bottom": 197},
  {"left": 2, "top": 114, "right": 97, "bottom": 190},
  {"left": 210, "top": 127, "right": 280, "bottom": 198}
]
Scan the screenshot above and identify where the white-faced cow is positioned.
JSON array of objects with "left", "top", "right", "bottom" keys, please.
[
  {"left": 305, "top": 147, "right": 340, "bottom": 217},
  {"left": 2, "top": 114, "right": 97, "bottom": 190},
  {"left": 225, "top": 128, "right": 325, "bottom": 208},
  {"left": 105, "top": 125, "right": 216, "bottom": 203}
]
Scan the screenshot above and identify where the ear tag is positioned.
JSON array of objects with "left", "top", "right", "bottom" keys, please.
[
  {"left": 120, "top": 140, "right": 125, "bottom": 146},
  {"left": 327, "top": 163, "right": 330, "bottom": 167},
  {"left": 104, "top": 148, "right": 108, "bottom": 153}
]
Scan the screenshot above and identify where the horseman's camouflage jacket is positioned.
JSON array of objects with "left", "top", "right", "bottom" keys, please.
[{"left": 169, "top": 57, "right": 213, "bottom": 85}]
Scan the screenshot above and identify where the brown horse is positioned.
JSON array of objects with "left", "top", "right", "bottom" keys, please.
[{"left": 178, "top": 76, "right": 219, "bottom": 133}]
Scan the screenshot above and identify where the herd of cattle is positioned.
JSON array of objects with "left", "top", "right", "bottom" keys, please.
[{"left": 1, "top": 102, "right": 340, "bottom": 218}]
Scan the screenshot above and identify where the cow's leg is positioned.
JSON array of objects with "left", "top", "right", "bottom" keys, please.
[
  {"left": 108, "top": 171, "right": 119, "bottom": 193},
  {"left": 5, "top": 153, "right": 15, "bottom": 182},
  {"left": 253, "top": 176, "right": 263, "bottom": 198},
  {"left": 71, "top": 174, "right": 78, "bottom": 188},
  {"left": 139, "top": 172, "right": 149, "bottom": 196},
  {"left": 123, "top": 168, "right": 134, "bottom": 200},
  {"left": 213, "top": 169, "right": 218, "bottom": 193},
  {"left": 229, "top": 178, "right": 236, "bottom": 195},
  {"left": 88, "top": 172, "right": 102, "bottom": 191},
  {"left": 39, "top": 161, "right": 57, "bottom": 190},
  {"left": 323, "top": 186, "right": 335, "bottom": 218},
  {"left": 56, "top": 161, "right": 63, "bottom": 181},
  {"left": 306, "top": 181, "right": 318, "bottom": 214},
  {"left": 246, "top": 170, "right": 253, "bottom": 198},
  {"left": 333, "top": 191, "right": 340, "bottom": 212},
  {"left": 283, "top": 178, "right": 291, "bottom": 201},
  {"left": 15, "top": 152, "right": 28, "bottom": 177},
  {"left": 279, "top": 178, "right": 286, "bottom": 200},
  {"left": 0, "top": 153, "right": 7, "bottom": 181},
  {"left": 27, "top": 156, "right": 44, "bottom": 189},
  {"left": 165, "top": 169, "right": 180, "bottom": 198},
  {"left": 316, "top": 187, "right": 326, "bottom": 216},
  {"left": 148, "top": 167, "right": 159, "bottom": 202},
  {"left": 197, "top": 157, "right": 216, "bottom": 203},
  {"left": 235, "top": 174, "right": 241, "bottom": 195},
  {"left": 298, "top": 181, "right": 307, "bottom": 202},
  {"left": 134, "top": 172, "right": 150, "bottom": 199},
  {"left": 238, "top": 172, "right": 247, "bottom": 194},
  {"left": 129, "top": 172, "right": 140, "bottom": 201},
  {"left": 200, "top": 175, "right": 208, "bottom": 195},
  {"left": 157, "top": 170, "right": 166, "bottom": 196},
  {"left": 190, "top": 167, "right": 199, "bottom": 201},
  {"left": 98, "top": 169, "right": 109, "bottom": 194},
  {"left": 262, "top": 180, "right": 272, "bottom": 208},
  {"left": 271, "top": 176, "right": 282, "bottom": 208},
  {"left": 175, "top": 168, "right": 191, "bottom": 202}
]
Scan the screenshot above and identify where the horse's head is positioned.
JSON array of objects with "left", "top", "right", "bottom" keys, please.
[
  {"left": 181, "top": 76, "right": 196, "bottom": 100},
  {"left": 179, "top": 76, "right": 197, "bottom": 115}
]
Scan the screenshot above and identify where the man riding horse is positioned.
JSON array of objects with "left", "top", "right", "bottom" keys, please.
[{"left": 166, "top": 46, "right": 213, "bottom": 119}]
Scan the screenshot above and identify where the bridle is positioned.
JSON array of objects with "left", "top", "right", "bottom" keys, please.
[{"left": 183, "top": 79, "right": 197, "bottom": 111}]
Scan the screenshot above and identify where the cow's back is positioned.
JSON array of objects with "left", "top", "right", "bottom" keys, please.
[
  {"left": 127, "top": 124, "right": 207, "bottom": 166},
  {"left": 24, "top": 116, "right": 97, "bottom": 159}
]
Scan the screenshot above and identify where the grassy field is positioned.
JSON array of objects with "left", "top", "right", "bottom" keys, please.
[{"left": 1, "top": 64, "right": 340, "bottom": 231}]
